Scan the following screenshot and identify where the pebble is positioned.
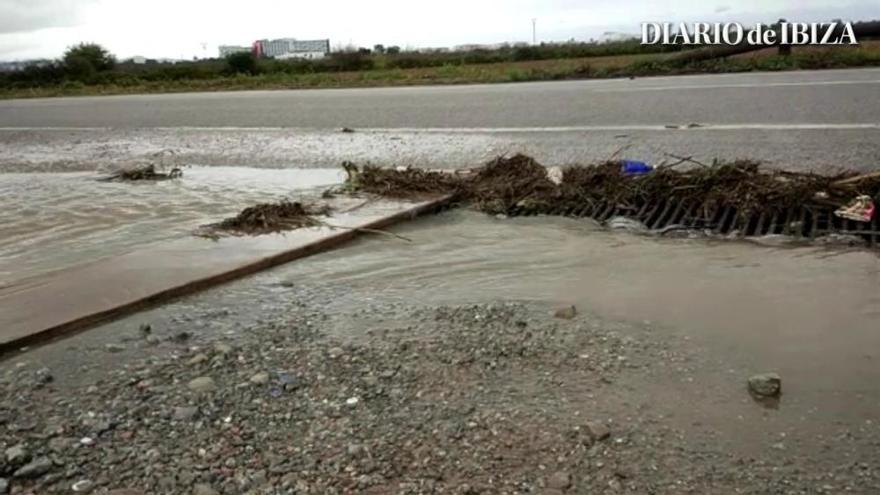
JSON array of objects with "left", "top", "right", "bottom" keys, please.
[
  {"left": 4, "top": 445, "right": 29, "bottom": 465},
  {"left": 214, "top": 343, "right": 233, "bottom": 356},
  {"left": 547, "top": 471, "right": 572, "bottom": 490},
  {"left": 586, "top": 421, "right": 611, "bottom": 441},
  {"left": 104, "top": 343, "right": 126, "bottom": 353},
  {"left": 192, "top": 483, "right": 219, "bottom": 495},
  {"left": 80, "top": 437, "right": 95, "bottom": 446},
  {"left": 187, "top": 353, "right": 209, "bottom": 366},
  {"left": 748, "top": 373, "right": 782, "bottom": 397},
  {"left": 249, "top": 372, "right": 270, "bottom": 385},
  {"left": 328, "top": 347, "right": 344, "bottom": 359},
  {"left": 187, "top": 377, "right": 216, "bottom": 393},
  {"left": 346, "top": 396, "right": 360, "bottom": 407},
  {"left": 13, "top": 456, "right": 52, "bottom": 478},
  {"left": 554, "top": 305, "right": 577, "bottom": 320},
  {"left": 172, "top": 406, "right": 199, "bottom": 421},
  {"left": 72, "top": 479, "right": 95, "bottom": 492}
]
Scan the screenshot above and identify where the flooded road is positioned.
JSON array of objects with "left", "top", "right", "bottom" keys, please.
[
  {"left": 0, "top": 167, "right": 342, "bottom": 283},
  {"left": 259, "top": 210, "right": 880, "bottom": 452},
  {"left": 2, "top": 164, "right": 879, "bottom": 462}
]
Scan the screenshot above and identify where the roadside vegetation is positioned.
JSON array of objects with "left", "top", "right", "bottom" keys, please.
[{"left": 1, "top": 36, "right": 879, "bottom": 99}]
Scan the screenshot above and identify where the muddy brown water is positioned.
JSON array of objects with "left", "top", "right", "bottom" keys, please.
[
  {"left": 0, "top": 167, "right": 343, "bottom": 283},
  {"left": 2, "top": 168, "right": 879, "bottom": 458},
  {"left": 267, "top": 210, "right": 880, "bottom": 454}
]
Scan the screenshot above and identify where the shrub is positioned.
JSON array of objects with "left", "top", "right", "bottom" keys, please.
[{"left": 226, "top": 52, "right": 258, "bottom": 75}]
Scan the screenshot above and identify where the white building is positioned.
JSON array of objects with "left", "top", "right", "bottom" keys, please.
[
  {"left": 256, "top": 38, "right": 330, "bottom": 59},
  {"left": 219, "top": 45, "right": 250, "bottom": 58}
]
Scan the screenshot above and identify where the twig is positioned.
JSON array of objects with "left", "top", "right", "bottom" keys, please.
[
  {"left": 606, "top": 145, "right": 629, "bottom": 162},
  {"left": 832, "top": 171, "right": 880, "bottom": 188},
  {"left": 663, "top": 153, "right": 709, "bottom": 168},
  {"left": 318, "top": 221, "right": 413, "bottom": 242}
]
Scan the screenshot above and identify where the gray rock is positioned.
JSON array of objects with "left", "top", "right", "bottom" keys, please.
[
  {"left": 192, "top": 483, "right": 219, "bottom": 495},
  {"left": 586, "top": 421, "right": 611, "bottom": 441},
  {"left": 214, "top": 343, "right": 233, "bottom": 356},
  {"left": 187, "top": 353, "right": 209, "bottom": 366},
  {"left": 34, "top": 367, "right": 53, "bottom": 385},
  {"left": 47, "top": 437, "right": 75, "bottom": 453},
  {"left": 250, "top": 372, "right": 270, "bottom": 385},
  {"left": 187, "top": 376, "right": 216, "bottom": 393},
  {"left": 104, "top": 343, "right": 126, "bottom": 353},
  {"left": 748, "top": 373, "right": 782, "bottom": 397},
  {"left": 0, "top": 478, "right": 7, "bottom": 494},
  {"left": 328, "top": 347, "right": 344, "bottom": 359},
  {"left": 13, "top": 456, "right": 52, "bottom": 478},
  {"left": 4, "top": 445, "right": 29, "bottom": 465},
  {"left": 554, "top": 305, "right": 577, "bottom": 320},
  {"left": 138, "top": 323, "right": 152, "bottom": 337},
  {"left": 547, "top": 471, "right": 572, "bottom": 490},
  {"left": 145, "top": 335, "right": 161, "bottom": 346},
  {"left": 172, "top": 406, "right": 199, "bottom": 421},
  {"left": 72, "top": 479, "right": 95, "bottom": 492},
  {"left": 172, "top": 331, "right": 191, "bottom": 343}
]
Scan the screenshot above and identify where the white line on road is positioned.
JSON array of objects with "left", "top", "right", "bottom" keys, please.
[
  {"left": 593, "top": 79, "right": 880, "bottom": 92},
  {"left": 0, "top": 124, "right": 878, "bottom": 133}
]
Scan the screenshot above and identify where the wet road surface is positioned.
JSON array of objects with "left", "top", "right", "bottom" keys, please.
[{"left": 1, "top": 68, "right": 879, "bottom": 171}]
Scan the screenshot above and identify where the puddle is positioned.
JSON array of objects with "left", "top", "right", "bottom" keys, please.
[
  {"left": 262, "top": 210, "right": 880, "bottom": 447},
  {"left": 3, "top": 189, "right": 880, "bottom": 456},
  {"left": 0, "top": 167, "right": 343, "bottom": 283}
]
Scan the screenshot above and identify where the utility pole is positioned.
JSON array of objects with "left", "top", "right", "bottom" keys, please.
[{"left": 532, "top": 18, "right": 537, "bottom": 45}]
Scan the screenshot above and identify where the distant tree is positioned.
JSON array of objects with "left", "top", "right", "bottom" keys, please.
[
  {"left": 63, "top": 43, "right": 115, "bottom": 80},
  {"left": 63, "top": 43, "right": 115, "bottom": 71},
  {"left": 373, "top": 44, "right": 386, "bottom": 54},
  {"left": 226, "top": 51, "right": 258, "bottom": 75},
  {"left": 386, "top": 45, "right": 401, "bottom": 54},
  {"left": 358, "top": 47, "right": 372, "bottom": 54}
]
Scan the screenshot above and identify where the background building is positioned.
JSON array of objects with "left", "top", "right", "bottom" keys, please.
[
  {"left": 254, "top": 39, "right": 330, "bottom": 59},
  {"left": 218, "top": 45, "right": 251, "bottom": 58}
]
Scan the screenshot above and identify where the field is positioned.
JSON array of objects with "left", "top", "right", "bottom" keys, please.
[{"left": 1, "top": 42, "right": 879, "bottom": 99}]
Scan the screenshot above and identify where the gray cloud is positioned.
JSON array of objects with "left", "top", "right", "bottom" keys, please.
[
  {"left": 714, "top": 5, "right": 731, "bottom": 14},
  {"left": 0, "top": 0, "right": 92, "bottom": 34}
]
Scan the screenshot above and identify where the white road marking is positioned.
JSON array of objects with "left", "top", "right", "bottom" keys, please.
[
  {"left": 593, "top": 79, "right": 880, "bottom": 93},
  {"left": 0, "top": 124, "right": 878, "bottom": 133}
]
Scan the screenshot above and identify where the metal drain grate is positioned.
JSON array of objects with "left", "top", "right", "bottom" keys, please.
[{"left": 506, "top": 199, "right": 880, "bottom": 246}]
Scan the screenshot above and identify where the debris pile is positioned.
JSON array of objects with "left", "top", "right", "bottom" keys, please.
[
  {"left": 201, "top": 200, "right": 331, "bottom": 236},
  {"left": 99, "top": 164, "right": 183, "bottom": 181},
  {"left": 345, "top": 154, "right": 880, "bottom": 232}
]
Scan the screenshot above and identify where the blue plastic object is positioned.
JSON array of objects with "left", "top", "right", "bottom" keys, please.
[{"left": 620, "top": 160, "right": 653, "bottom": 175}]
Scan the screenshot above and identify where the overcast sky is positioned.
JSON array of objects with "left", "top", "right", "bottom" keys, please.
[{"left": 0, "top": 0, "right": 876, "bottom": 61}]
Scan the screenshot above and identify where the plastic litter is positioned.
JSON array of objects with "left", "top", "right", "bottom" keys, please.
[
  {"left": 620, "top": 160, "right": 653, "bottom": 175},
  {"left": 546, "top": 166, "right": 564, "bottom": 185},
  {"left": 834, "top": 195, "right": 875, "bottom": 222},
  {"left": 606, "top": 216, "right": 648, "bottom": 233}
]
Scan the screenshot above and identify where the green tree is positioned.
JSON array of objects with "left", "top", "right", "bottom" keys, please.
[
  {"left": 226, "top": 51, "right": 258, "bottom": 75},
  {"left": 63, "top": 43, "right": 116, "bottom": 78},
  {"left": 386, "top": 46, "right": 401, "bottom": 54},
  {"left": 373, "top": 44, "right": 385, "bottom": 54}
]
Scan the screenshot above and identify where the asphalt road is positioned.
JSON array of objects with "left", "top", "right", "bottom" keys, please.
[
  {"left": 1, "top": 68, "right": 879, "bottom": 128},
  {"left": 0, "top": 68, "right": 878, "bottom": 170}
]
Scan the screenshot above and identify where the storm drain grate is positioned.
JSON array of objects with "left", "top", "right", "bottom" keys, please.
[{"left": 506, "top": 199, "right": 880, "bottom": 246}]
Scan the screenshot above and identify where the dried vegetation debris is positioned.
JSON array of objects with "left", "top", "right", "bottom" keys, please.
[
  {"left": 346, "top": 154, "right": 880, "bottom": 218},
  {"left": 98, "top": 163, "right": 183, "bottom": 182},
  {"left": 201, "top": 201, "right": 331, "bottom": 236}
]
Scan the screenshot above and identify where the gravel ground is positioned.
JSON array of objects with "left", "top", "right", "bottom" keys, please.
[{"left": 2, "top": 296, "right": 880, "bottom": 494}]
